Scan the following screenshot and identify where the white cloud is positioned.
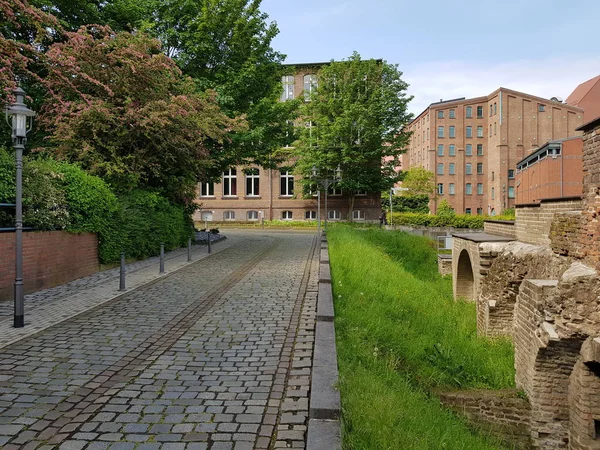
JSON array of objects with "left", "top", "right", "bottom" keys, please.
[{"left": 403, "top": 58, "right": 600, "bottom": 116}]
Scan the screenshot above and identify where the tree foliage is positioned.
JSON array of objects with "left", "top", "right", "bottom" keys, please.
[
  {"left": 295, "top": 52, "right": 413, "bottom": 210},
  {"left": 37, "top": 26, "right": 245, "bottom": 203},
  {"left": 401, "top": 167, "right": 436, "bottom": 196}
]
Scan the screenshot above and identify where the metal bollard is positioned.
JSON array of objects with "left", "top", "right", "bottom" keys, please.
[
  {"left": 159, "top": 243, "right": 165, "bottom": 273},
  {"left": 207, "top": 232, "right": 212, "bottom": 254},
  {"left": 187, "top": 237, "right": 192, "bottom": 262},
  {"left": 119, "top": 252, "right": 126, "bottom": 291}
]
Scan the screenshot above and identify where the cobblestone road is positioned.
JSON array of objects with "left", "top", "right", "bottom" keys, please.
[{"left": 0, "top": 231, "right": 319, "bottom": 450}]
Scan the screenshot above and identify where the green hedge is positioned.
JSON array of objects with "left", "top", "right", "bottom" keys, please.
[{"left": 390, "top": 212, "right": 515, "bottom": 229}]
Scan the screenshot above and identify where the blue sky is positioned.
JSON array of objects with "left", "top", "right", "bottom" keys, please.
[{"left": 261, "top": 0, "right": 600, "bottom": 114}]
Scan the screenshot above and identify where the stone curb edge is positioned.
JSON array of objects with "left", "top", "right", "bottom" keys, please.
[{"left": 308, "top": 232, "right": 342, "bottom": 450}]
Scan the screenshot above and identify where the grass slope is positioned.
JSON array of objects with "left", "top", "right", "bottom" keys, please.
[{"left": 328, "top": 225, "right": 515, "bottom": 449}]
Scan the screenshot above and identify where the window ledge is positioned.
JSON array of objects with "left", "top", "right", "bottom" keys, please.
[
  {"left": 244, "top": 196, "right": 262, "bottom": 199},
  {"left": 222, "top": 196, "right": 239, "bottom": 200},
  {"left": 279, "top": 195, "right": 293, "bottom": 198},
  {"left": 199, "top": 196, "right": 216, "bottom": 199}
]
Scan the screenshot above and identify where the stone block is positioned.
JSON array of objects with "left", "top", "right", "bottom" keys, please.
[
  {"left": 306, "top": 419, "right": 341, "bottom": 450},
  {"left": 319, "top": 263, "right": 331, "bottom": 284},
  {"left": 317, "top": 283, "right": 334, "bottom": 322}
]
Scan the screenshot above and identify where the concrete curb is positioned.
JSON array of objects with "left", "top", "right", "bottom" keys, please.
[{"left": 308, "top": 232, "right": 342, "bottom": 450}]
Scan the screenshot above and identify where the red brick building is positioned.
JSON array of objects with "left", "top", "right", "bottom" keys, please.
[
  {"left": 192, "top": 62, "right": 382, "bottom": 223},
  {"left": 403, "top": 88, "right": 584, "bottom": 215},
  {"left": 566, "top": 75, "right": 600, "bottom": 123}
]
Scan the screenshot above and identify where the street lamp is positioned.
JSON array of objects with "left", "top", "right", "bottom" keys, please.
[
  {"left": 5, "top": 86, "right": 35, "bottom": 328},
  {"left": 311, "top": 165, "right": 342, "bottom": 234}
]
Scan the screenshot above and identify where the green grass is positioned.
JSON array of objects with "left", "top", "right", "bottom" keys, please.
[{"left": 328, "top": 225, "right": 515, "bottom": 449}]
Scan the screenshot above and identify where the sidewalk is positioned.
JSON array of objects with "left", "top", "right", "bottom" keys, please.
[{"left": 0, "top": 235, "right": 239, "bottom": 350}]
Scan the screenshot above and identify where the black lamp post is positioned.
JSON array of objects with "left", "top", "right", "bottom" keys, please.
[{"left": 5, "top": 86, "right": 35, "bottom": 328}]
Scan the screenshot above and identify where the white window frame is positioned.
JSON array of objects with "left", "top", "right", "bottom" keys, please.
[
  {"left": 466, "top": 106, "right": 472, "bottom": 118},
  {"left": 245, "top": 168, "right": 260, "bottom": 197},
  {"left": 282, "top": 210, "right": 293, "bottom": 220},
  {"left": 449, "top": 163, "right": 455, "bottom": 175},
  {"left": 247, "top": 210, "right": 259, "bottom": 221},
  {"left": 437, "top": 183, "right": 444, "bottom": 195},
  {"left": 224, "top": 210, "right": 235, "bottom": 221},
  {"left": 328, "top": 183, "right": 342, "bottom": 196},
  {"left": 466, "top": 163, "right": 472, "bottom": 175},
  {"left": 477, "top": 126, "right": 484, "bottom": 138},
  {"left": 223, "top": 168, "right": 237, "bottom": 197},
  {"left": 466, "top": 144, "right": 472, "bottom": 156},
  {"left": 199, "top": 182, "right": 214, "bottom": 197},
  {"left": 466, "top": 183, "right": 472, "bottom": 195},
  {"left": 305, "top": 211, "right": 317, "bottom": 220},
  {"left": 477, "top": 183, "right": 483, "bottom": 195},
  {"left": 355, "top": 190, "right": 367, "bottom": 196},
  {"left": 449, "top": 183, "right": 455, "bottom": 195},
  {"left": 281, "top": 75, "right": 294, "bottom": 101},
  {"left": 449, "top": 144, "right": 456, "bottom": 156},
  {"left": 352, "top": 210, "right": 365, "bottom": 221},
  {"left": 328, "top": 210, "right": 341, "bottom": 220},
  {"left": 280, "top": 170, "right": 294, "bottom": 196},
  {"left": 303, "top": 74, "right": 317, "bottom": 101}
]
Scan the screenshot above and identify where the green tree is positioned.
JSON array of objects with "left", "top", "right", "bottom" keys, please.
[
  {"left": 295, "top": 52, "right": 413, "bottom": 218},
  {"left": 401, "top": 167, "right": 435, "bottom": 197}
]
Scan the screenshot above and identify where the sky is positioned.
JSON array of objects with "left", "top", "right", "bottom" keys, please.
[{"left": 261, "top": 0, "right": 600, "bottom": 115}]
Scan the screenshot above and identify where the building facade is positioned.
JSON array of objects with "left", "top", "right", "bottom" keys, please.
[
  {"left": 403, "top": 88, "right": 584, "bottom": 214},
  {"left": 192, "top": 63, "right": 382, "bottom": 223},
  {"left": 566, "top": 74, "right": 600, "bottom": 123}
]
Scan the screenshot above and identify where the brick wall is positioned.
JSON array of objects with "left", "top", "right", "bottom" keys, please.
[
  {"left": 439, "top": 389, "right": 532, "bottom": 449},
  {"left": 569, "top": 347, "right": 600, "bottom": 450},
  {"left": 550, "top": 211, "right": 584, "bottom": 257},
  {"left": 515, "top": 198, "right": 583, "bottom": 246},
  {"left": 579, "top": 121, "right": 600, "bottom": 270},
  {"left": 0, "top": 231, "right": 99, "bottom": 301},
  {"left": 438, "top": 255, "right": 452, "bottom": 276},
  {"left": 484, "top": 220, "right": 517, "bottom": 238}
]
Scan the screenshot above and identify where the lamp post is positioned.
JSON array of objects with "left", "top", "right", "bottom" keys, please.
[
  {"left": 311, "top": 165, "right": 342, "bottom": 233},
  {"left": 5, "top": 86, "right": 35, "bottom": 328}
]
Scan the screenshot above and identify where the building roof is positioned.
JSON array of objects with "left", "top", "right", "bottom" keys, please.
[
  {"left": 576, "top": 116, "right": 600, "bottom": 132},
  {"left": 566, "top": 75, "right": 600, "bottom": 107},
  {"left": 283, "top": 58, "right": 383, "bottom": 68}
]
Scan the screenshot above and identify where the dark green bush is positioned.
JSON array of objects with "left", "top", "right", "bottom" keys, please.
[
  {"left": 390, "top": 212, "right": 487, "bottom": 229},
  {"left": 381, "top": 194, "right": 429, "bottom": 213}
]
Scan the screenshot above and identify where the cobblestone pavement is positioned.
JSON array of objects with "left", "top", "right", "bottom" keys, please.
[{"left": 0, "top": 231, "right": 319, "bottom": 449}]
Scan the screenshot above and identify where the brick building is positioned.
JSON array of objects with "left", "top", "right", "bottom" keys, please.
[
  {"left": 192, "top": 62, "right": 382, "bottom": 223},
  {"left": 566, "top": 74, "right": 600, "bottom": 123},
  {"left": 403, "top": 88, "right": 584, "bottom": 214}
]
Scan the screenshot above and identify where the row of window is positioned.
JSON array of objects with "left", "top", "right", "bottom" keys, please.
[
  {"left": 281, "top": 74, "right": 317, "bottom": 102},
  {"left": 437, "top": 162, "right": 484, "bottom": 175},
  {"left": 438, "top": 126, "right": 485, "bottom": 138},
  {"left": 436, "top": 102, "right": 545, "bottom": 122},
  {"left": 201, "top": 168, "right": 365, "bottom": 198},
  {"left": 436, "top": 183, "right": 515, "bottom": 198},
  {"left": 219, "top": 210, "right": 365, "bottom": 221},
  {"left": 437, "top": 144, "right": 484, "bottom": 156}
]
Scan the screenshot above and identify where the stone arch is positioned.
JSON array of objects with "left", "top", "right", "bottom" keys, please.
[{"left": 456, "top": 249, "right": 475, "bottom": 300}]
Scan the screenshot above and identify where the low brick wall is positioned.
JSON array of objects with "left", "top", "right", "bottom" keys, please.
[
  {"left": 484, "top": 220, "right": 516, "bottom": 238},
  {"left": 438, "top": 255, "right": 452, "bottom": 276},
  {"left": 0, "top": 231, "right": 99, "bottom": 301},
  {"left": 439, "top": 389, "right": 532, "bottom": 449},
  {"left": 515, "top": 197, "right": 583, "bottom": 246}
]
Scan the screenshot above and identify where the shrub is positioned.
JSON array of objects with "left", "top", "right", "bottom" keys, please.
[
  {"left": 390, "top": 212, "right": 488, "bottom": 229},
  {"left": 382, "top": 194, "right": 429, "bottom": 213}
]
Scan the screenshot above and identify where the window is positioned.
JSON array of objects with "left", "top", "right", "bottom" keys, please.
[
  {"left": 437, "top": 183, "right": 444, "bottom": 195},
  {"left": 437, "top": 163, "right": 444, "bottom": 175},
  {"left": 437, "top": 144, "right": 444, "bottom": 156},
  {"left": 538, "top": 104, "right": 545, "bottom": 112},
  {"left": 438, "top": 126, "right": 444, "bottom": 138},
  {"left": 200, "top": 182, "right": 214, "bottom": 197},
  {"left": 282, "top": 210, "right": 293, "bottom": 220},
  {"left": 449, "top": 183, "right": 455, "bottom": 195},
  {"left": 466, "top": 144, "right": 472, "bottom": 156},
  {"left": 465, "top": 208, "right": 472, "bottom": 215},
  {"left": 449, "top": 109, "right": 455, "bottom": 119},
  {"left": 477, "top": 207, "right": 483, "bottom": 215},
  {"left": 223, "top": 169, "right": 237, "bottom": 196},
  {"left": 465, "top": 183, "right": 472, "bottom": 195},
  {"left": 492, "top": 171, "right": 495, "bottom": 181},
  {"left": 490, "top": 104, "right": 493, "bottom": 116},
  {"left": 466, "top": 106, "right": 472, "bottom": 118},
  {"left": 477, "top": 183, "right": 483, "bottom": 195},
  {"left": 449, "top": 163, "right": 455, "bottom": 175},
  {"left": 494, "top": 122, "right": 497, "bottom": 135},
  {"left": 437, "top": 110, "right": 444, "bottom": 119},
  {"left": 328, "top": 210, "right": 341, "bottom": 220},
  {"left": 466, "top": 126, "right": 473, "bottom": 138},
  {"left": 247, "top": 210, "right": 259, "bottom": 221},
  {"left": 466, "top": 163, "right": 472, "bottom": 175},
  {"left": 328, "top": 184, "right": 342, "bottom": 196},
  {"left": 494, "top": 102, "right": 497, "bottom": 115},
  {"left": 477, "top": 144, "right": 483, "bottom": 156},
  {"left": 477, "top": 126, "right": 484, "bottom": 138},
  {"left": 303, "top": 74, "right": 317, "bottom": 101},
  {"left": 245, "top": 168, "right": 260, "bottom": 196},
  {"left": 280, "top": 170, "right": 294, "bottom": 196},
  {"left": 352, "top": 210, "right": 365, "bottom": 220},
  {"left": 355, "top": 190, "right": 367, "bottom": 196},
  {"left": 449, "top": 126, "right": 455, "bottom": 138},
  {"left": 449, "top": 144, "right": 456, "bottom": 156},
  {"left": 305, "top": 211, "right": 317, "bottom": 220},
  {"left": 491, "top": 187, "right": 495, "bottom": 199},
  {"left": 477, "top": 106, "right": 483, "bottom": 118},
  {"left": 281, "top": 75, "right": 294, "bottom": 101},
  {"left": 508, "top": 169, "right": 515, "bottom": 179},
  {"left": 477, "top": 163, "right": 483, "bottom": 174},
  {"left": 224, "top": 210, "right": 235, "bottom": 221},
  {"left": 508, "top": 186, "right": 515, "bottom": 198},
  {"left": 489, "top": 124, "right": 492, "bottom": 137}
]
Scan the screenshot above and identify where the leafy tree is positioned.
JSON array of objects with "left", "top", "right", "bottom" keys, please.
[
  {"left": 37, "top": 26, "right": 245, "bottom": 204},
  {"left": 401, "top": 167, "right": 435, "bottom": 197},
  {"left": 142, "top": 0, "right": 299, "bottom": 174},
  {"left": 381, "top": 194, "right": 429, "bottom": 213},
  {"left": 437, "top": 199, "right": 455, "bottom": 218},
  {"left": 295, "top": 52, "right": 413, "bottom": 218}
]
